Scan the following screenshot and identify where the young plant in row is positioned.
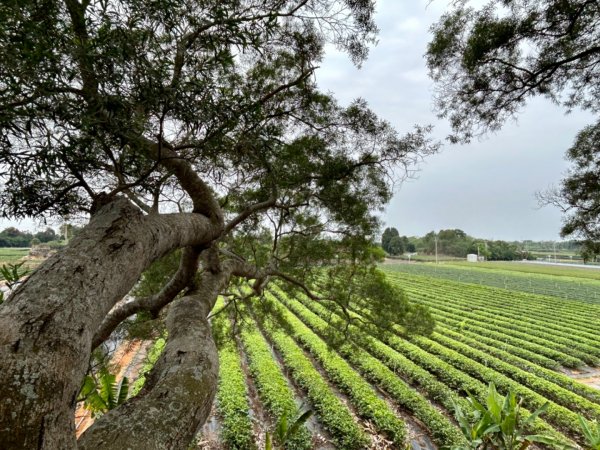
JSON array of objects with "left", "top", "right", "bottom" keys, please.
[{"left": 580, "top": 416, "right": 600, "bottom": 450}]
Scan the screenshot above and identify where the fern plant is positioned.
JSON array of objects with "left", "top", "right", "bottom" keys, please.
[{"left": 78, "top": 371, "right": 129, "bottom": 417}]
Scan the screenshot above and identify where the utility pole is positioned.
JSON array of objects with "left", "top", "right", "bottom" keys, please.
[{"left": 435, "top": 234, "right": 438, "bottom": 264}]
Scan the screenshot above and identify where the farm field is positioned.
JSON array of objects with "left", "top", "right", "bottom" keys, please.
[
  {"left": 127, "top": 262, "right": 600, "bottom": 449},
  {"left": 384, "top": 262, "right": 600, "bottom": 304},
  {"left": 0, "top": 247, "right": 30, "bottom": 265},
  {"left": 449, "top": 260, "right": 600, "bottom": 281},
  {"left": 0, "top": 247, "right": 43, "bottom": 282}
]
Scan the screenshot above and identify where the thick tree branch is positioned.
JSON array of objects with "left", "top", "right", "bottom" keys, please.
[
  {"left": 91, "top": 246, "right": 203, "bottom": 349},
  {"left": 79, "top": 287, "right": 220, "bottom": 449},
  {"left": 0, "top": 197, "right": 220, "bottom": 448}
]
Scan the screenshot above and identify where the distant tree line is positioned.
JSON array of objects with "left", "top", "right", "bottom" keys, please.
[
  {"left": 0, "top": 227, "right": 56, "bottom": 247},
  {"left": 381, "top": 227, "right": 584, "bottom": 261},
  {"left": 0, "top": 225, "right": 81, "bottom": 248},
  {"left": 381, "top": 228, "right": 416, "bottom": 255}
]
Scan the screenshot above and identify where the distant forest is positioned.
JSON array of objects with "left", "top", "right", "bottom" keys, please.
[
  {"left": 381, "top": 227, "right": 582, "bottom": 261},
  {"left": 0, "top": 226, "right": 80, "bottom": 248}
]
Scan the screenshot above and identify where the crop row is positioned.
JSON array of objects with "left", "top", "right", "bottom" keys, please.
[
  {"left": 384, "top": 264, "right": 600, "bottom": 304},
  {"left": 410, "top": 293, "right": 599, "bottom": 366},
  {"left": 434, "top": 324, "right": 600, "bottom": 405},
  {"left": 408, "top": 333, "right": 591, "bottom": 440},
  {"left": 411, "top": 301, "right": 583, "bottom": 368},
  {"left": 251, "top": 303, "right": 369, "bottom": 449},
  {"left": 385, "top": 271, "right": 600, "bottom": 333},
  {"left": 391, "top": 275, "right": 600, "bottom": 338},
  {"left": 284, "top": 286, "right": 572, "bottom": 445},
  {"left": 269, "top": 288, "right": 466, "bottom": 447},
  {"left": 396, "top": 278, "right": 600, "bottom": 346},
  {"left": 212, "top": 299, "right": 256, "bottom": 450},
  {"left": 424, "top": 330, "right": 600, "bottom": 417},
  {"left": 261, "top": 291, "right": 408, "bottom": 447},
  {"left": 396, "top": 286, "right": 587, "bottom": 365},
  {"left": 344, "top": 307, "right": 574, "bottom": 444},
  {"left": 238, "top": 305, "right": 312, "bottom": 450},
  {"left": 397, "top": 279, "right": 600, "bottom": 349},
  {"left": 429, "top": 320, "right": 559, "bottom": 369}
]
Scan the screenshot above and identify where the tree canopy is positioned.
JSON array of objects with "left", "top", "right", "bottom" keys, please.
[
  {"left": 543, "top": 121, "right": 600, "bottom": 255},
  {"left": 427, "top": 0, "right": 600, "bottom": 143},
  {"left": 427, "top": 0, "right": 600, "bottom": 255},
  {"left": 0, "top": 0, "right": 436, "bottom": 447}
]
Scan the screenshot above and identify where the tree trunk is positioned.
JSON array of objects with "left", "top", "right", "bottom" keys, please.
[
  {"left": 78, "top": 269, "right": 227, "bottom": 449},
  {"left": 0, "top": 198, "right": 219, "bottom": 449}
]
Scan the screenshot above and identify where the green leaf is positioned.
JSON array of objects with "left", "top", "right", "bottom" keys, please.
[
  {"left": 522, "top": 402, "right": 548, "bottom": 426},
  {"left": 486, "top": 383, "right": 501, "bottom": 423},
  {"left": 117, "top": 376, "right": 129, "bottom": 405},
  {"left": 285, "top": 409, "right": 313, "bottom": 440}
]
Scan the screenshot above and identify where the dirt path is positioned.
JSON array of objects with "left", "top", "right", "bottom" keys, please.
[{"left": 563, "top": 366, "right": 600, "bottom": 390}]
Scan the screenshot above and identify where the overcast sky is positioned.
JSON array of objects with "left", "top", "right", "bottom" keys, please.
[
  {"left": 316, "top": 0, "right": 595, "bottom": 241},
  {"left": 1, "top": 0, "right": 594, "bottom": 241}
]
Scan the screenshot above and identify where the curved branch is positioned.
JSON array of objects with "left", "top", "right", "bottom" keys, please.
[
  {"left": 79, "top": 289, "right": 219, "bottom": 449},
  {"left": 91, "top": 246, "right": 203, "bottom": 349},
  {"left": 223, "top": 195, "right": 277, "bottom": 235},
  {"left": 270, "top": 270, "right": 322, "bottom": 301},
  {"left": 80, "top": 257, "right": 246, "bottom": 447}
]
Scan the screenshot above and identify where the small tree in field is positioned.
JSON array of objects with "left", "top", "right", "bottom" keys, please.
[{"left": 0, "top": 1, "right": 436, "bottom": 448}]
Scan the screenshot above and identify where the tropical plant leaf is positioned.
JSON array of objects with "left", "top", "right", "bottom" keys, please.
[
  {"left": 285, "top": 409, "right": 313, "bottom": 440},
  {"left": 117, "top": 376, "right": 129, "bottom": 406}
]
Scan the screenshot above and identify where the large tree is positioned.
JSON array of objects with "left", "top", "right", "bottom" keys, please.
[
  {"left": 426, "top": 0, "right": 600, "bottom": 254},
  {"left": 381, "top": 226, "right": 400, "bottom": 253},
  {"left": 543, "top": 121, "right": 600, "bottom": 257},
  {"left": 0, "top": 0, "right": 435, "bottom": 448}
]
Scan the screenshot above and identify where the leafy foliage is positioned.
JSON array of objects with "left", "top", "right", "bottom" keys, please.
[
  {"left": 544, "top": 121, "right": 600, "bottom": 257},
  {"left": 0, "top": 262, "right": 29, "bottom": 288},
  {"left": 78, "top": 371, "right": 129, "bottom": 418},
  {"left": 446, "top": 383, "right": 569, "bottom": 450},
  {"left": 427, "top": 0, "right": 600, "bottom": 143},
  {"left": 264, "top": 410, "right": 313, "bottom": 450},
  {"left": 579, "top": 415, "right": 600, "bottom": 450}
]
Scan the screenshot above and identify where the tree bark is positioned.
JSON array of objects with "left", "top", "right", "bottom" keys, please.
[
  {"left": 78, "top": 266, "right": 232, "bottom": 449},
  {"left": 0, "top": 198, "right": 220, "bottom": 449}
]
